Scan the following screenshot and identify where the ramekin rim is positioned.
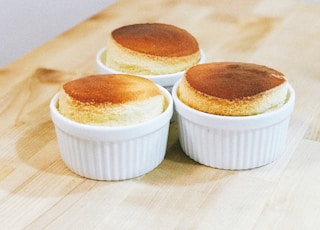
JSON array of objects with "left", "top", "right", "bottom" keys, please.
[
  {"left": 96, "top": 47, "right": 206, "bottom": 79},
  {"left": 172, "top": 79, "right": 295, "bottom": 122},
  {"left": 50, "top": 84, "right": 173, "bottom": 134}
]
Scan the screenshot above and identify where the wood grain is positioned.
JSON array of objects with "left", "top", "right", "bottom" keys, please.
[{"left": 1, "top": 0, "right": 320, "bottom": 229}]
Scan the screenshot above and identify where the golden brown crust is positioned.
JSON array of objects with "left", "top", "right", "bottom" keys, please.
[
  {"left": 63, "top": 74, "right": 161, "bottom": 105},
  {"left": 185, "top": 62, "right": 286, "bottom": 100},
  {"left": 58, "top": 74, "right": 165, "bottom": 126},
  {"left": 111, "top": 23, "right": 199, "bottom": 57},
  {"left": 178, "top": 62, "right": 288, "bottom": 116}
]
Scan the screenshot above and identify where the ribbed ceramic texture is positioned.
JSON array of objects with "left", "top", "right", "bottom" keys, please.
[
  {"left": 177, "top": 115, "right": 290, "bottom": 170},
  {"left": 172, "top": 79, "right": 295, "bottom": 170},
  {"left": 51, "top": 84, "right": 173, "bottom": 181},
  {"left": 55, "top": 123, "right": 169, "bottom": 180}
]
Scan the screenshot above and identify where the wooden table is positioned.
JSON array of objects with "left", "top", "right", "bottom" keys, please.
[{"left": 1, "top": 0, "right": 320, "bottom": 229}]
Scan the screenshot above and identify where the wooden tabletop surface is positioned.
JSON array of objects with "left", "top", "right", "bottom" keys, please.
[{"left": 1, "top": 0, "right": 320, "bottom": 229}]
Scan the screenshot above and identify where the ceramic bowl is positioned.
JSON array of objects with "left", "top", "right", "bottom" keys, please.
[
  {"left": 172, "top": 80, "right": 295, "bottom": 170},
  {"left": 50, "top": 85, "right": 173, "bottom": 180}
]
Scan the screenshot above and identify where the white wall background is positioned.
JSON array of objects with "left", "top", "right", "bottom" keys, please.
[{"left": 0, "top": 0, "right": 116, "bottom": 67}]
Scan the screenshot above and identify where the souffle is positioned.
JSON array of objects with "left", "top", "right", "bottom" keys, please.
[
  {"left": 105, "top": 23, "right": 201, "bottom": 75},
  {"left": 178, "top": 62, "right": 288, "bottom": 116},
  {"left": 58, "top": 74, "right": 165, "bottom": 126}
]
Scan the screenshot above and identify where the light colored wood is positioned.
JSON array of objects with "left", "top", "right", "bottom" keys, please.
[{"left": 1, "top": 0, "right": 320, "bottom": 229}]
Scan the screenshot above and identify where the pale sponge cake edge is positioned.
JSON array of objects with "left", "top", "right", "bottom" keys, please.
[
  {"left": 178, "top": 62, "right": 288, "bottom": 116},
  {"left": 58, "top": 74, "right": 165, "bottom": 126},
  {"left": 105, "top": 23, "right": 200, "bottom": 75}
]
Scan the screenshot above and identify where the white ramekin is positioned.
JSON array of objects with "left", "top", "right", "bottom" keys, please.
[
  {"left": 96, "top": 47, "right": 206, "bottom": 92},
  {"left": 50, "top": 85, "right": 173, "bottom": 180},
  {"left": 172, "top": 80, "right": 295, "bottom": 170}
]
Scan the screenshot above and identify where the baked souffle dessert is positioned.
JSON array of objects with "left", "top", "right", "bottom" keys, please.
[
  {"left": 58, "top": 74, "right": 165, "bottom": 126},
  {"left": 105, "top": 23, "right": 201, "bottom": 75},
  {"left": 178, "top": 62, "right": 288, "bottom": 116}
]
